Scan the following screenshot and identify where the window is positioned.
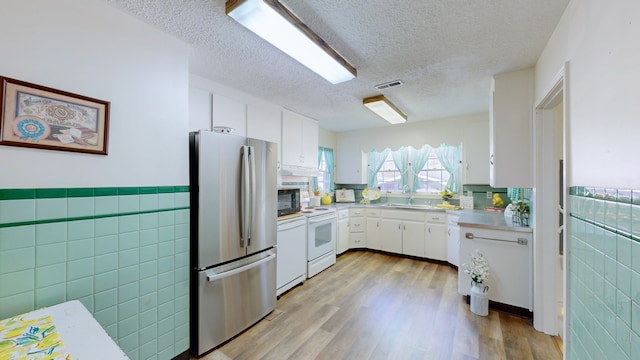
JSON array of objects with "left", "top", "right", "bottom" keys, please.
[
  {"left": 369, "top": 145, "right": 459, "bottom": 194},
  {"left": 314, "top": 147, "right": 334, "bottom": 193},
  {"left": 317, "top": 151, "right": 331, "bottom": 192},
  {"left": 415, "top": 151, "right": 449, "bottom": 193},
  {"left": 376, "top": 153, "right": 402, "bottom": 191}
]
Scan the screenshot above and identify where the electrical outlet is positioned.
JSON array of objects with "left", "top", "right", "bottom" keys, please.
[{"left": 486, "top": 191, "right": 492, "bottom": 199}]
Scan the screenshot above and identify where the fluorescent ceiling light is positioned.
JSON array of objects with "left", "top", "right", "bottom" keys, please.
[
  {"left": 226, "top": 0, "right": 356, "bottom": 84},
  {"left": 363, "top": 95, "right": 407, "bottom": 124}
]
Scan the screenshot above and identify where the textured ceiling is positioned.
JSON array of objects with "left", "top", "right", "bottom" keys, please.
[{"left": 101, "top": 0, "right": 569, "bottom": 132}]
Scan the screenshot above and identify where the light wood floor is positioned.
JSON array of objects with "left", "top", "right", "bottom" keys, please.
[{"left": 196, "top": 250, "right": 562, "bottom": 360}]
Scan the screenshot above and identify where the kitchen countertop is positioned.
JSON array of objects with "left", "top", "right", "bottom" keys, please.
[
  {"left": 323, "top": 203, "right": 531, "bottom": 232},
  {"left": 458, "top": 210, "right": 533, "bottom": 233}
]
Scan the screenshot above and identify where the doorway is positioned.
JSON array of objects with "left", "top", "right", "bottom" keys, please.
[{"left": 533, "top": 64, "right": 568, "bottom": 346}]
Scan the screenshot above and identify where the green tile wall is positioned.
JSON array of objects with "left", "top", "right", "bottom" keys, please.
[
  {"left": 568, "top": 187, "right": 640, "bottom": 360},
  {"left": 0, "top": 186, "right": 190, "bottom": 360}
]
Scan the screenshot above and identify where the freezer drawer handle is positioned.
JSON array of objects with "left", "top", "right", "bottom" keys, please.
[
  {"left": 206, "top": 253, "right": 276, "bottom": 282},
  {"left": 465, "top": 232, "right": 528, "bottom": 245}
]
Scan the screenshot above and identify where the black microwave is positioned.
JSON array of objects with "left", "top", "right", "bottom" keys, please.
[{"left": 277, "top": 188, "right": 300, "bottom": 216}]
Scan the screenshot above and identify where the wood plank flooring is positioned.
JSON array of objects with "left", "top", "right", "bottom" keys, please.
[{"left": 195, "top": 250, "right": 562, "bottom": 360}]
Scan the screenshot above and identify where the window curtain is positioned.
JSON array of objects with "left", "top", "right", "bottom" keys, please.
[
  {"left": 434, "top": 144, "right": 462, "bottom": 193},
  {"left": 324, "top": 148, "right": 335, "bottom": 192},
  {"left": 410, "top": 145, "right": 432, "bottom": 192},
  {"left": 391, "top": 147, "right": 410, "bottom": 191},
  {"left": 367, "top": 148, "right": 391, "bottom": 188},
  {"left": 312, "top": 147, "right": 335, "bottom": 193}
]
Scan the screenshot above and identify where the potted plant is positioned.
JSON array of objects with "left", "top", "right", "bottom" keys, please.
[
  {"left": 439, "top": 187, "right": 455, "bottom": 205},
  {"left": 512, "top": 200, "right": 530, "bottom": 225},
  {"left": 463, "top": 249, "right": 490, "bottom": 316}
]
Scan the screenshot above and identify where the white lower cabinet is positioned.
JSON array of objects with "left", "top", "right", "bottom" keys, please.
[
  {"left": 337, "top": 209, "right": 349, "bottom": 255},
  {"left": 380, "top": 210, "right": 426, "bottom": 256},
  {"left": 340, "top": 207, "right": 453, "bottom": 263},
  {"left": 380, "top": 218, "right": 403, "bottom": 254},
  {"left": 276, "top": 217, "right": 307, "bottom": 296},
  {"left": 349, "top": 208, "right": 366, "bottom": 248},
  {"left": 425, "top": 213, "right": 446, "bottom": 261},
  {"left": 365, "top": 208, "right": 381, "bottom": 250},
  {"left": 447, "top": 214, "right": 460, "bottom": 266},
  {"left": 458, "top": 226, "right": 533, "bottom": 310},
  {"left": 401, "top": 221, "right": 426, "bottom": 257}
]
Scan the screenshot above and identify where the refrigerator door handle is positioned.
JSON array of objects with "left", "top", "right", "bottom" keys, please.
[
  {"left": 248, "top": 145, "right": 256, "bottom": 246},
  {"left": 240, "top": 145, "right": 250, "bottom": 248},
  {"left": 206, "top": 253, "right": 276, "bottom": 282}
]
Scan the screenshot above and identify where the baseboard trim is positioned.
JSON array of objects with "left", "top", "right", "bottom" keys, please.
[{"left": 464, "top": 295, "right": 533, "bottom": 319}]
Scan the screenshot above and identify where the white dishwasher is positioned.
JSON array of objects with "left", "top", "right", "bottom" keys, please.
[{"left": 276, "top": 215, "right": 307, "bottom": 296}]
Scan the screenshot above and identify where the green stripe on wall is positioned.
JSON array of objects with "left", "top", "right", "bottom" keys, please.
[
  {"left": 0, "top": 186, "right": 189, "bottom": 200},
  {"left": 0, "top": 206, "right": 190, "bottom": 229},
  {"left": 0, "top": 189, "right": 36, "bottom": 200}
]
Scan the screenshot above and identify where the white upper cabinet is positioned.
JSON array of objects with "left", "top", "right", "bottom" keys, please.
[
  {"left": 247, "top": 102, "right": 282, "bottom": 168},
  {"left": 281, "top": 109, "right": 318, "bottom": 170},
  {"left": 490, "top": 68, "right": 533, "bottom": 187},
  {"left": 211, "top": 93, "right": 247, "bottom": 137},
  {"left": 462, "top": 120, "right": 490, "bottom": 185},
  {"left": 335, "top": 141, "right": 367, "bottom": 185}
]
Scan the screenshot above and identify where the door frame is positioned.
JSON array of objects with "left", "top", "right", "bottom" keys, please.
[{"left": 532, "top": 62, "right": 570, "bottom": 345}]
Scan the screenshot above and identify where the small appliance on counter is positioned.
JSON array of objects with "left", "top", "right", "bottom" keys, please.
[
  {"left": 277, "top": 188, "right": 300, "bottom": 216},
  {"left": 335, "top": 188, "right": 355, "bottom": 203}
]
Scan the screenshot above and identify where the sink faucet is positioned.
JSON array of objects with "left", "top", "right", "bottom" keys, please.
[{"left": 402, "top": 185, "right": 413, "bottom": 204}]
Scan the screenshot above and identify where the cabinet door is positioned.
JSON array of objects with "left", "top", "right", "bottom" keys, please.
[
  {"left": 366, "top": 218, "right": 381, "bottom": 250},
  {"left": 490, "top": 68, "right": 533, "bottom": 187},
  {"left": 281, "top": 111, "right": 303, "bottom": 166},
  {"left": 402, "top": 221, "right": 426, "bottom": 257},
  {"left": 463, "top": 120, "right": 489, "bottom": 184},
  {"left": 425, "top": 223, "right": 446, "bottom": 261},
  {"left": 447, "top": 224, "right": 460, "bottom": 266},
  {"left": 247, "top": 102, "right": 282, "bottom": 168},
  {"left": 301, "top": 117, "right": 319, "bottom": 169},
  {"left": 350, "top": 232, "right": 366, "bottom": 248},
  {"left": 337, "top": 218, "right": 349, "bottom": 254},
  {"left": 335, "top": 140, "right": 367, "bottom": 184},
  {"left": 349, "top": 217, "right": 365, "bottom": 233},
  {"left": 380, "top": 219, "right": 403, "bottom": 254}
]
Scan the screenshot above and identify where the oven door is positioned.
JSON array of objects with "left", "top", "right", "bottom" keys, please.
[{"left": 307, "top": 213, "right": 337, "bottom": 260}]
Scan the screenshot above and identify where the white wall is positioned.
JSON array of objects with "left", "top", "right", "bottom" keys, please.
[
  {"left": 336, "top": 113, "right": 490, "bottom": 184},
  {"left": 0, "top": 0, "right": 190, "bottom": 188},
  {"left": 535, "top": 0, "right": 640, "bottom": 188},
  {"left": 319, "top": 128, "right": 337, "bottom": 150}
]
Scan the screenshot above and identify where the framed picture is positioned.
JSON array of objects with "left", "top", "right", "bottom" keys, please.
[{"left": 0, "top": 76, "right": 110, "bottom": 155}]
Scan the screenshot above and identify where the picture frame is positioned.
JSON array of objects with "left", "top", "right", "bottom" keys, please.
[{"left": 0, "top": 76, "right": 110, "bottom": 155}]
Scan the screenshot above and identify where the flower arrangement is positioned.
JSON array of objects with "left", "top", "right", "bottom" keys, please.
[
  {"left": 463, "top": 249, "right": 489, "bottom": 286},
  {"left": 439, "top": 187, "right": 455, "bottom": 201},
  {"left": 360, "top": 187, "right": 381, "bottom": 204}
]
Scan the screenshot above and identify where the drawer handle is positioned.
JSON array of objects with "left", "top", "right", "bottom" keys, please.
[{"left": 465, "top": 232, "right": 528, "bottom": 245}]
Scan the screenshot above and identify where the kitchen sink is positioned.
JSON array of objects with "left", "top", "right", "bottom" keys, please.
[{"left": 384, "top": 204, "right": 435, "bottom": 210}]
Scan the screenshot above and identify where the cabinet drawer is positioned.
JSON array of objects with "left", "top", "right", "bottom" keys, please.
[
  {"left": 350, "top": 232, "right": 366, "bottom": 248},
  {"left": 425, "top": 213, "right": 445, "bottom": 223},
  {"left": 381, "top": 209, "right": 425, "bottom": 222},
  {"left": 337, "top": 210, "right": 349, "bottom": 220},
  {"left": 349, "top": 218, "right": 365, "bottom": 232},
  {"left": 349, "top": 208, "right": 365, "bottom": 217},
  {"left": 366, "top": 208, "right": 381, "bottom": 217}
]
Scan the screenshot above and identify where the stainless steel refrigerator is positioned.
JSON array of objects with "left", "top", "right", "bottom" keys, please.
[{"left": 189, "top": 130, "right": 277, "bottom": 356}]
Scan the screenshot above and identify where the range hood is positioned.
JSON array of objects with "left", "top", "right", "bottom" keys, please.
[{"left": 280, "top": 165, "right": 321, "bottom": 177}]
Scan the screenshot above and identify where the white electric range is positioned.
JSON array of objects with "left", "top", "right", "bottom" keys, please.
[{"left": 301, "top": 207, "right": 337, "bottom": 277}]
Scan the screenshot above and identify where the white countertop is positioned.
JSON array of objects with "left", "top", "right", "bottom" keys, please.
[
  {"left": 458, "top": 209, "right": 533, "bottom": 233},
  {"left": 0, "top": 300, "right": 129, "bottom": 359}
]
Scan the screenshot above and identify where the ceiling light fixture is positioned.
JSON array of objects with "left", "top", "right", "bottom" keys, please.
[
  {"left": 363, "top": 95, "right": 407, "bottom": 125},
  {"left": 226, "top": 0, "right": 357, "bottom": 84}
]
